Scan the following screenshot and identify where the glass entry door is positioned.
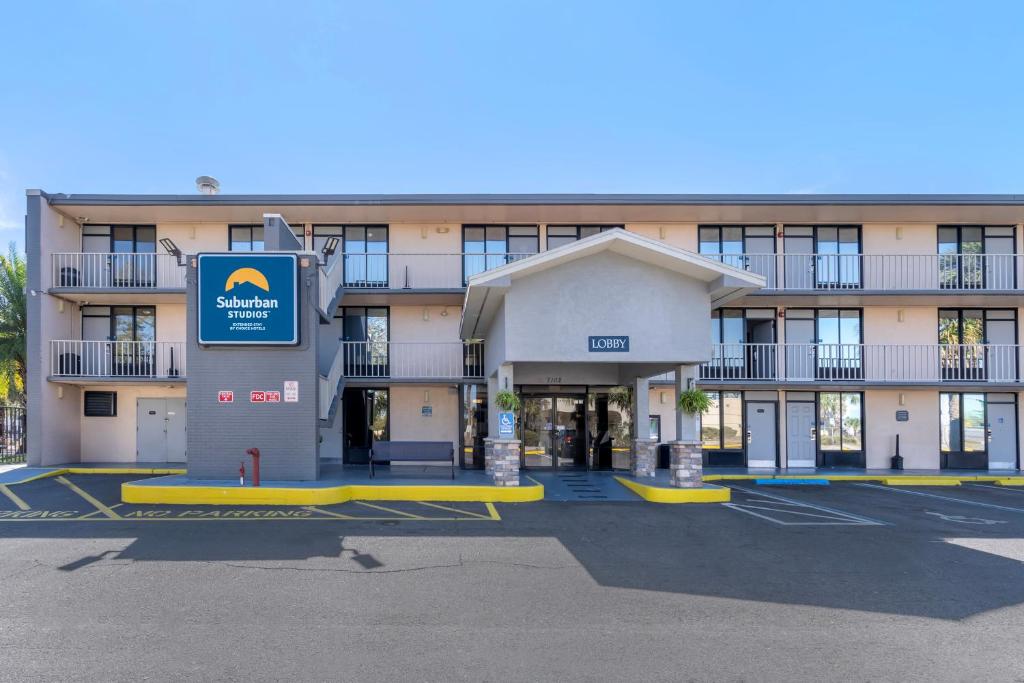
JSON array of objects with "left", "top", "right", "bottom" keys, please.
[{"left": 521, "top": 395, "right": 586, "bottom": 468}]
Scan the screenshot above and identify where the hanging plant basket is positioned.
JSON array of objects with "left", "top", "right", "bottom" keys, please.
[
  {"left": 677, "top": 387, "right": 712, "bottom": 415},
  {"left": 494, "top": 390, "right": 521, "bottom": 412}
]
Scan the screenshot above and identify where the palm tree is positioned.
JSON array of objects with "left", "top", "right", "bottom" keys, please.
[{"left": 0, "top": 244, "right": 26, "bottom": 405}]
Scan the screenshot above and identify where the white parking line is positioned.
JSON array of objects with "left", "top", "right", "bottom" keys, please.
[
  {"left": 724, "top": 484, "right": 886, "bottom": 526},
  {"left": 967, "top": 483, "right": 1024, "bottom": 495},
  {"left": 855, "top": 482, "right": 1024, "bottom": 514}
]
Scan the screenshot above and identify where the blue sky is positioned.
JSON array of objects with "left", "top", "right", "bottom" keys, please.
[{"left": 1, "top": 1, "right": 1022, "bottom": 251}]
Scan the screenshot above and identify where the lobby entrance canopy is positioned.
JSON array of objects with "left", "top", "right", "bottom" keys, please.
[{"left": 459, "top": 229, "right": 765, "bottom": 485}]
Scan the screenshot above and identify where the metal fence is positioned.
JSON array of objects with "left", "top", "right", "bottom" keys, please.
[
  {"left": 52, "top": 253, "right": 186, "bottom": 289},
  {"left": 0, "top": 406, "right": 26, "bottom": 463},
  {"left": 50, "top": 340, "right": 186, "bottom": 379},
  {"left": 701, "top": 253, "right": 1023, "bottom": 292}
]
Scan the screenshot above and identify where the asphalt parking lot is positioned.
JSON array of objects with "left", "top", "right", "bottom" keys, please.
[{"left": 2, "top": 475, "right": 1024, "bottom": 681}]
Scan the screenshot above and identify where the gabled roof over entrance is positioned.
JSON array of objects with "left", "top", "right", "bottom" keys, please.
[{"left": 459, "top": 228, "right": 764, "bottom": 339}]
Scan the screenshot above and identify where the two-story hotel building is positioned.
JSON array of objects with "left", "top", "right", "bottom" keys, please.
[{"left": 25, "top": 192, "right": 1024, "bottom": 474}]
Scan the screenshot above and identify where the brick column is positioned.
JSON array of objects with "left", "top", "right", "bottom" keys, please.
[
  {"left": 669, "top": 440, "right": 704, "bottom": 488},
  {"left": 631, "top": 438, "right": 657, "bottom": 478},
  {"left": 485, "top": 438, "right": 521, "bottom": 486}
]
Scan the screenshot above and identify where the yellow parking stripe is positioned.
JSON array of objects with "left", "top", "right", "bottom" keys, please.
[
  {"left": 303, "top": 506, "right": 356, "bottom": 519},
  {"left": 0, "top": 485, "right": 29, "bottom": 511},
  {"left": 353, "top": 500, "right": 426, "bottom": 519},
  {"left": 416, "top": 501, "right": 493, "bottom": 520},
  {"left": 79, "top": 503, "right": 123, "bottom": 519},
  {"left": 56, "top": 476, "right": 121, "bottom": 519},
  {"left": 484, "top": 502, "right": 501, "bottom": 520}
]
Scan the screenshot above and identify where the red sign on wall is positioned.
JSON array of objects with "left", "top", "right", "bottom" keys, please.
[
  {"left": 218, "top": 391, "right": 234, "bottom": 403},
  {"left": 265, "top": 391, "right": 281, "bottom": 403},
  {"left": 250, "top": 391, "right": 266, "bottom": 403}
]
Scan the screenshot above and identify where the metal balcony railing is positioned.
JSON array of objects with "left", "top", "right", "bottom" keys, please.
[
  {"left": 701, "top": 253, "right": 1023, "bottom": 291},
  {"left": 51, "top": 253, "right": 186, "bottom": 289},
  {"left": 335, "top": 253, "right": 534, "bottom": 289},
  {"left": 339, "top": 341, "right": 485, "bottom": 379},
  {"left": 682, "top": 343, "right": 1022, "bottom": 384},
  {"left": 50, "top": 340, "right": 186, "bottom": 379}
]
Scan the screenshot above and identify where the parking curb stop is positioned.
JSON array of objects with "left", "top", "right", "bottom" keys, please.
[{"left": 614, "top": 476, "right": 731, "bottom": 504}]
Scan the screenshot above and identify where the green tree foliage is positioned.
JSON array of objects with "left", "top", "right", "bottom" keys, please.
[{"left": 0, "top": 244, "right": 26, "bottom": 405}]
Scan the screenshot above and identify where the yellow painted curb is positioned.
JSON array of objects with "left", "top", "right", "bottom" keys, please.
[
  {"left": 995, "top": 478, "right": 1024, "bottom": 486},
  {"left": 882, "top": 478, "right": 962, "bottom": 486},
  {"left": 4, "top": 467, "right": 186, "bottom": 486},
  {"left": 615, "top": 476, "right": 730, "bottom": 504},
  {"left": 122, "top": 480, "right": 544, "bottom": 506}
]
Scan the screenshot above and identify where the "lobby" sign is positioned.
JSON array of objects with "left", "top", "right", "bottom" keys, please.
[
  {"left": 588, "top": 335, "right": 630, "bottom": 352},
  {"left": 197, "top": 253, "right": 299, "bottom": 345}
]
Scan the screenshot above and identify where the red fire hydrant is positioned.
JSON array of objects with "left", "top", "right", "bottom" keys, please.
[{"left": 246, "top": 448, "right": 261, "bottom": 487}]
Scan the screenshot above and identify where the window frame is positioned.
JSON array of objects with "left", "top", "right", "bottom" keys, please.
[
  {"left": 700, "top": 390, "right": 745, "bottom": 452},
  {"left": 544, "top": 224, "right": 622, "bottom": 250},
  {"left": 461, "top": 225, "right": 539, "bottom": 284},
  {"left": 228, "top": 224, "right": 265, "bottom": 252},
  {"left": 816, "top": 391, "right": 864, "bottom": 458}
]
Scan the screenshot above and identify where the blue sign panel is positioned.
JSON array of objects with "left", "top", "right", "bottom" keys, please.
[
  {"left": 588, "top": 335, "right": 630, "bottom": 352},
  {"left": 197, "top": 253, "right": 299, "bottom": 345},
  {"left": 498, "top": 411, "right": 516, "bottom": 437}
]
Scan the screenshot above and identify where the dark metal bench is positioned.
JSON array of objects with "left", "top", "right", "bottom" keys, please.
[{"left": 369, "top": 441, "right": 455, "bottom": 479}]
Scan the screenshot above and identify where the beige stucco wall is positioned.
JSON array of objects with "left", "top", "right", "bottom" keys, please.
[
  {"left": 79, "top": 385, "right": 187, "bottom": 462},
  {"left": 387, "top": 384, "right": 460, "bottom": 448},
  {"left": 864, "top": 389, "right": 940, "bottom": 469},
  {"left": 35, "top": 204, "right": 83, "bottom": 464},
  {"left": 863, "top": 307, "right": 938, "bottom": 345},
  {"left": 626, "top": 223, "right": 698, "bottom": 251},
  {"left": 861, "top": 223, "right": 938, "bottom": 255},
  {"left": 157, "top": 223, "right": 230, "bottom": 254},
  {"left": 389, "top": 305, "right": 462, "bottom": 342}
]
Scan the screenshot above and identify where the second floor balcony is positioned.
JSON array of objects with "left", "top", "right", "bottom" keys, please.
[
  {"left": 704, "top": 253, "right": 1022, "bottom": 293},
  {"left": 49, "top": 340, "right": 186, "bottom": 382},
  {"left": 323, "top": 252, "right": 534, "bottom": 291},
  {"left": 338, "top": 341, "right": 485, "bottom": 380},
  {"left": 51, "top": 253, "right": 186, "bottom": 300},
  {"left": 683, "top": 342, "right": 1023, "bottom": 386}
]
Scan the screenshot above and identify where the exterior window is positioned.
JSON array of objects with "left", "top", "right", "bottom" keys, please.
[
  {"left": 699, "top": 225, "right": 776, "bottom": 284},
  {"left": 818, "top": 392, "right": 862, "bottom": 452},
  {"left": 701, "top": 391, "right": 743, "bottom": 450},
  {"left": 938, "top": 309, "right": 1017, "bottom": 380},
  {"left": 938, "top": 225, "right": 1016, "bottom": 290},
  {"left": 341, "top": 307, "right": 389, "bottom": 376},
  {"left": 940, "top": 393, "right": 986, "bottom": 454},
  {"left": 462, "top": 225, "right": 539, "bottom": 282},
  {"left": 84, "top": 391, "right": 117, "bottom": 417},
  {"left": 340, "top": 226, "right": 388, "bottom": 286},
  {"left": 785, "top": 308, "right": 862, "bottom": 379},
  {"left": 545, "top": 225, "right": 621, "bottom": 250},
  {"left": 230, "top": 225, "right": 264, "bottom": 252},
  {"left": 312, "top": 225, "right": 344, "bottom": 268},
  {"left": 81, "top": 225, "right": 157, "bottom": 286},
  {"left": 782, "top": 225, "right": 862, "bottom": 289}
]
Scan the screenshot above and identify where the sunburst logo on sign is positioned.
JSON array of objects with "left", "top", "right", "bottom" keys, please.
[{"left": 225, "top": 267, "right": 270, "bottom": 292}]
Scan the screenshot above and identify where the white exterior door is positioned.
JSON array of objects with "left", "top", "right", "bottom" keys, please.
[
  {"left": 137, "top": 398, "right": 187, "bottom": 463},
  {"left": 745, "top": 401, "right": 777, "bottom": 468},
  {"left": 987, "top": 399, "right": 1017, "bottom": 470},
  {"left": 786, "top": 401, "right": 817, "bottom": 468}
]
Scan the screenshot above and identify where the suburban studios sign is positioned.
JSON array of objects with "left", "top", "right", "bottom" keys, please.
[{"left": 197, "top": 253, "right": 299, "bottom": 345}]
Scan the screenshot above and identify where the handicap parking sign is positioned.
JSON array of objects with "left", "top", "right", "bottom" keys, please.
[{"left": 498, "top": 411, "right": 515, "bottom": 437}]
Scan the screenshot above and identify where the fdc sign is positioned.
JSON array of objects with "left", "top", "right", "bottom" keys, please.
[{"left": 197, "top": 253, "right": 299, "bottom": 345}]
